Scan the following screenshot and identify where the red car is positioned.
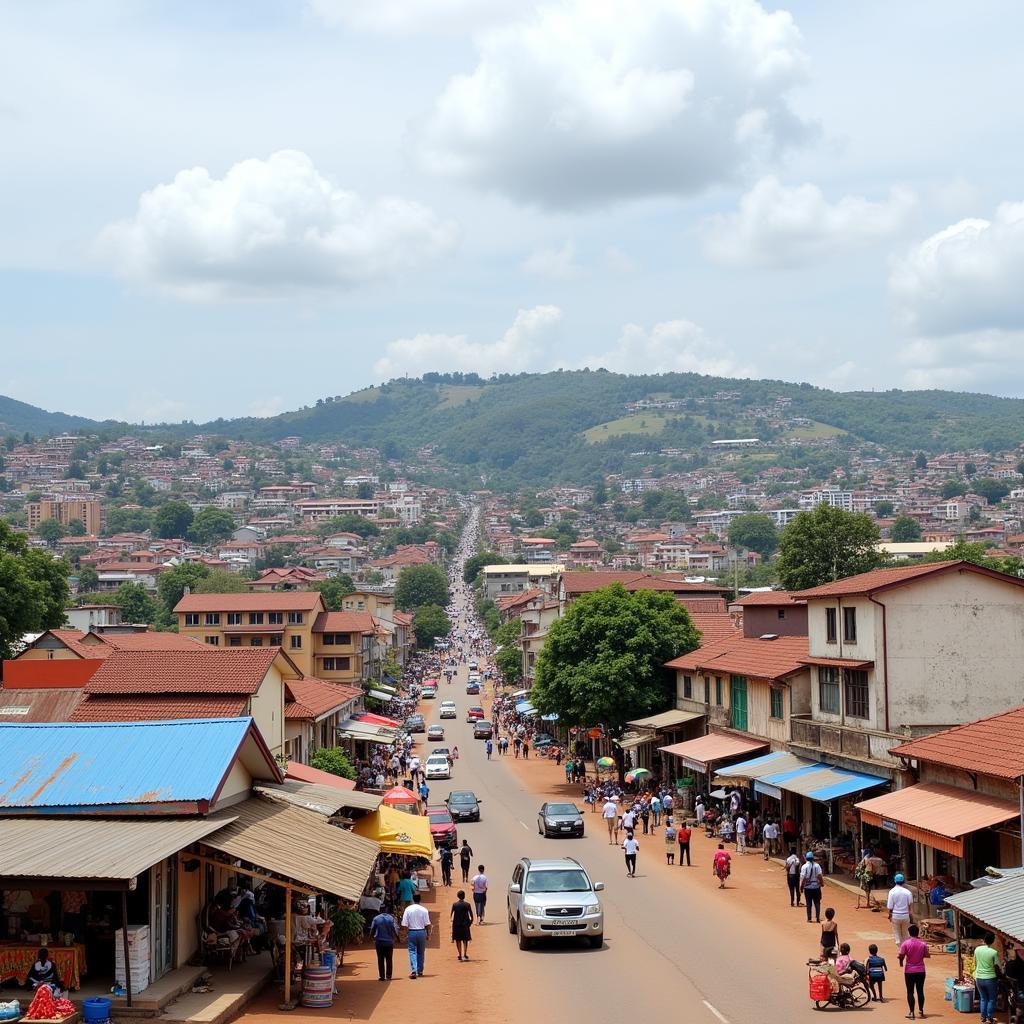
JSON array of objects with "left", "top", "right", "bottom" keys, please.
[
  {"left": 426, "top": 805, "right": 458, "bottom": 848},
  {"left": 466, "top": 706, "right": 485, "bottom": 722}
]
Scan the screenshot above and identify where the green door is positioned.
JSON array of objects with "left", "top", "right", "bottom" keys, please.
[{"left": 730, "top": 675, "right": 748, "bottom": 731}]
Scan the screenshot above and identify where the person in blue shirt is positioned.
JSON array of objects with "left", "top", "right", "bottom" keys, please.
[
  {"left": 396, "top": 872, "right": 418, "bottom": 912},
  {"left": 865, "top": 943, "right": 887, "bottom": 1002},
  {"left": 369, "top": 904, "right": 400, "bottom": 981}
]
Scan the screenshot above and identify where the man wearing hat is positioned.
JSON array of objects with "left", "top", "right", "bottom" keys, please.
[
  {"left": 799, "top": 851, "right": 824, "bottom": 923},
  {"left": 886, "top": 873, "right": 914, "bottom": 946}
]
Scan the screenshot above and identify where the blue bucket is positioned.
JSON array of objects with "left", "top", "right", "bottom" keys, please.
[{"left": 84, "top": 997, "right": 112, "bottom": 1022}]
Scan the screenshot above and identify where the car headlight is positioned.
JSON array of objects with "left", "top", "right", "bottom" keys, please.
[
  {"left": 522, "top": 904, "right": 545, "bottom": 916},
  {"left": 587, "top": 902, "right": 602, "bottom": 915}
]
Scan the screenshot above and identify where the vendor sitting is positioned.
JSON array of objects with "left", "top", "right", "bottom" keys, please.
[
  {"left": 291, "top": 900, "right": 332, "bottom": 948},
  {"left": 27, "top": 948, "right": 62, "bottom": 991}
]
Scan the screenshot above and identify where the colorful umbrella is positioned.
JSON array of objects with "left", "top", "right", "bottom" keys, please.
[
  {"left": 381, "top": 786, "right": 419, "bottom": 805},
  {"left": 596, "top": 757, "right": 616, "bottom": 770},
  {"left": 630, "top": 767, "right": 651, "bottom": 777}
]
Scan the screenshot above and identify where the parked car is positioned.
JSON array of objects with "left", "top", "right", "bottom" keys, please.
[
  {"left": 532, "top": 733, "right": 555, "bottom": 748},
  {"left": 446, "top": 790, "right": 482, "bottom": 822},
  {"left": 466, "top": 706, "right": 485, "bottom": 722},
  {"left": 473, "top": 719, "right": 494, "bottom": 739},
  {"left": 466, "top": 681, "right": 481, "bottom": 695},
  {"left": 537, "top": 802, "right": 584, "bottom": 838},
  {"left": 427, "top": 724, "right": 445, "bottom": 741},
  {"left": 439, "top": 701, "right": 457, "bottom": 719},
  {"left": 469, "top": 660, "right": 479, "bottom": 671},
  {"left": 425, "top": 754, "right": 452, "bottom": 780},
  {"left": 507, "top": 857, "right": 604, "bottom": 950},
  {"left": 405, "top": 713, "right": 426, "bottom": 733},
  {"left": 421, "top": 686, "right": 438, "bottom": 700},
  {"left": 426, "top": 806, "right": 458, "bottom": 848}
]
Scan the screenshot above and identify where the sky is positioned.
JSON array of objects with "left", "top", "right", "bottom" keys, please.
[{"left": 3, "top": 0, "right": 1024, "bottom": 423}]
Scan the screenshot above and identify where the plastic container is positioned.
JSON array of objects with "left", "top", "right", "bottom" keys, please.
[
  {"left": 809, "top": 973, "right": 831, "bottom": 1001},
  {"left": 84, "top": 997, "right": 113, "bottom": 1022},
  {"left": 301, "top": 965, "right": 334, "bottom": 1008},
  {"left": 953, "top": 985, "right": 975, "bottom": 1013},
  {"left": 945, "top": 977, "right": 956, "bottom": 1000}
]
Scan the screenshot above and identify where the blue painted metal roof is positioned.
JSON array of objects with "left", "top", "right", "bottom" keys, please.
[
  {"left": 515, "top": 701, "right": 535, "bottom": 713},
  {"left": 0, "top": 718, "right": 256, "bottom": 812}
]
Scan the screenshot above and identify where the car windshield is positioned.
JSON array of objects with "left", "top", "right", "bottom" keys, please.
[
  {"left": 476, "top": 721, "right": 491, "bottom": 728},
  {"left": 449, "top": 793, "right": 475, "bottom": 804},
  {"left": 525, "top": 869, "right": 591, "bottom": 893},
  {"left": 546, "top": 804, "right": 579, "bottom": 815},
  {"left": 428, "top": 813, "right": 451, "bottom": 825},
  {"left": 427, "top": 756, "right": 448, "bottom": 765}
]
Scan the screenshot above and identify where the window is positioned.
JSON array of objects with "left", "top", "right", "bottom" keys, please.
[
  {"left": 184, "top": 613, "right": 199, "bottom": 627},
  {"left": 204, "top": 635, "right": 220, "bottom": 646},
  {"left": 226, "top": 612, "right": 242, "bottom": 626},
  {"left": 844, "top": 669, "right": 869, "bottom": 719},
  {"left": 288, "top": 611, "right": 304, "bottom": 624},
  {"left": 228, "top": 637, "right": 241, "bottom": 647},
  {"left": 250, "top": 637, "right": 263, "bottom": 647},
  {"left": 715, "top": 677, "right": 723, "bottom": 707},
  {"left": 323, "top": 656, "right": 351, "bottom": 671},
  {"left": 819, "top": 666, "right": 840, "bottom": 714},
  {"left": 249, "top": 612, "right": 264, "bottom": 625},
  {"left": 323, "top": 632, "right": 351, "bottom": 647},
  {"left": 843, "top": 606, "right": 857, "bottom": 643},
  {"left": 204, "top": 613, "right": 220, "bottom": 626},
  {"left": 825, "top": 607, "right": 837, "bottom": 644},
  {"left": 290, "top": 635, "right": 302, "bottom": 650},
  {"left": 770, "top": 687, "right": 784, "bottom": 720},
  {"left": 270, "top": 634, "right": 282, "bottom": 645},
  {"left": 268, "top": 612, "right": 283, "bottom": 625},
  {"left": 777, "top": 608, "right": 786, "bottom": 620},
  {"left": 730, "top": 675, "right": 748, "bottom": 730},
  {"left": 683, "top": 675, "right": 693, "bottom": 700}
]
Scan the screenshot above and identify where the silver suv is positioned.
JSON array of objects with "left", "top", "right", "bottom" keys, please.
[{"left": 507, "top": 857, "right": 604, "bottom": 950}]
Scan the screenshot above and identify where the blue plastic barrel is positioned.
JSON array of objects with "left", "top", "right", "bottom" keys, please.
[{"left": 84, "top": 997, "right": 112, "bottom": 1022}]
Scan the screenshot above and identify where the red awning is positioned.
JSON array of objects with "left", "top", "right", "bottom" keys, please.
[
  {"left": 356, "top": 712, "right": 401, "bottom": 728},
  {"left": 659, "top": 733, "right": 768, "bottom": 773}
]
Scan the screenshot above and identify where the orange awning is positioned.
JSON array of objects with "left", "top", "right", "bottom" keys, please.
[
  {"left": 856, "top": 783, "right": 1018, "bottom": 858},
  {"left": 659, "top": 733, "right": 768, "bottom": 773}
]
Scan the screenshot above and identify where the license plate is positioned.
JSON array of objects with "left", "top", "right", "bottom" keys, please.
[
  {"left": 560, "top": 825, "right": 572, "bottom": 831},
  {"left": 555, "top": 919, "right": 579, "bottom": 926}
]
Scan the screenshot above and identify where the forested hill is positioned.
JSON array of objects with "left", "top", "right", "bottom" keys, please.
[{"left": 0, "top": 395, "right": 114, "bottom": 437}]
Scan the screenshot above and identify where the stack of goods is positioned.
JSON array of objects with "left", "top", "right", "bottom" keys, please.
[
  {"left": 115, "top": 924, "right": 151, "bottom": 995},
  {"left": 24, "top": 987, "right": 76, "bottom": 1020}
]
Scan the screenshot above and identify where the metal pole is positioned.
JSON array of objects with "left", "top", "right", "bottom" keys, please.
[
  {"left": 120, "top": 891, "right": 133, "bottom": 1009},
  {"left": 827, "top": 803, "right": 834, "bottom": 875},
  {"left": 284, "top": 886, "right": 293, "bottom": 1005}
]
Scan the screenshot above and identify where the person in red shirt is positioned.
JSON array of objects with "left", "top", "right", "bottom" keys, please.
[
  {"left": 713, "top": 843, "right": 732, "bottom": 889},
  {"left": 677, "top": 823, "right": 693, "bottom": 866}
]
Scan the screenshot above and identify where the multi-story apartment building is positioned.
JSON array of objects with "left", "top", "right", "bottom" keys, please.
[{"left": 27, "top": 498, "right": 102, "bottom": 535}]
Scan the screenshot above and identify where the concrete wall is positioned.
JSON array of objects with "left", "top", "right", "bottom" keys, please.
[
  {"left": 248, "top": 666, "right": 285, "bottom": 755},
  {"left": 176, "top": 858, "right": 203, "bottom": 967},
  {"left": 742, "top": 604, "right": 808, "bottom": 638}
]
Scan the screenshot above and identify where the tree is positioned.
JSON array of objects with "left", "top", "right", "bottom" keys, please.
[
  {"left": 154, "top": 500, "right": 194, "bottom": 539},
  {"left": 941, "top": 479, "right": 965, "bottom": 500},
  {"left": 921, "top": 539, "right": 1001, "bottom": 568},
  {"left": 67, "top": 461, "right": 86, "bottom": 480},
  {"left": 727, "top": 513, "right": 778, "bottom": 557},
  {"left": 36, "top": 519, "right": 66, "bottom": 546},
  {"left": 189, "top": 506, "right": 236, "bottom": 545},
  {"left": 313, "top": 515, "right": 380, "bottom": 540},
  {"left": 310, "top": 747, "right": 357, "bottom": 780},
  {"left": 0, "top": 521, "right": 70, "bottom": 658},
  {"left": 890, "top": 515, "right": 922, "bottom": 542},
  {"left": 873, "top": 501, "right": 894, "bottom": 518},
  {"left": 915, "top": 453, "right": 928, "bottom": 470},
  {"left": 592, "top": 480, "right": 608, "bottom": 505},
  {"left": 412, "top": 604, "right": 451, "bottom": 648},
  {"left": 355, "top": 482, "right": 374, "bottom": 500},
  {"left": 76, "top": 565, "right": 99, "bottom": 591},
  {"left": 103, "top": 506, "right": 153, "bottom": 535},
  {"left": 775, "top": 505, "right": 882, "bottom": 591},
  {"left": 463, "top": 551, "right": 506, "bottom": 585},
  {"left": 964, "top": 462, "right": 977, "bottom": 477},
  {"left": 194, "top": 570, "right": 248, "bottom": 594},
  {"left": 156, "top": 562, "right": 211, "bottom": 622},
  {"left": 972, "top": 478, "right": 1011, "bottom": 504},
  {"left": 312, "top": 577, "right": 356, "bottom": 611},
  {"left": 395, "top": 564, "right": 449, "bottom": 612},
  {"left": 522, "top": 509, "right": 544, "bottom": 528},
  {"left": 493, "top": 619, "right": 522, "bottom": 685},
  {"left": 530, "top": 585, "right": 699, "bottom": 739},
  {"left": 64, "top": 517, "right": 87, "bottom": 536},
  {"left": 115, "top": 581, "right": 158, "bottom": 624}
]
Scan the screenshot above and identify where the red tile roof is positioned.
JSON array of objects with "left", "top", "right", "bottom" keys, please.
[
  {"left": 497, "top": 588, "right": 545, "bottom": 612},
  {"left": 84, "top": 648, "right": 281, "bottom": 694},
  {"left": 70, "top": 694, "right": 248, "bottom": 721},
  {"left": 284, "top": 677, "right": 362, "bottom": 720},
  {"left": 92, "top": 632, "right": 206, "bottom": 652},
  {"left": 792, "top": 559, "right": 1024, "bottom": 599},
  {"left": 313, "top": 611, "right": 377, "bottom": 634},
  {"left": 285, "top": 760, "right": 355, "bottom": 790},
  {"left": 46, "top": 629, "right": 103, "bottom": 659},
  {"left": 561, "top": 571, "right": 728, "bottom": 596},
  {"left": 689, "top": 615, "right": 742, "bottom": 645},
  {"left": 679, "top": 597, "right": 728, "bottom": 615},
  {"left": 665, "top": 633, "right": 809, "bottom": 680},
  {"left": 734, "top": 591, "right": 805, "bottom": 606},
  {"left": 175, "top": 591, "right": 325, "bottom": 613},
  {"left": 889, "top": 705, "right": 1024, "bottom": 779}
]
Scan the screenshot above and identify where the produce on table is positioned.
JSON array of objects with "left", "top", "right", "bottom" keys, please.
[{"left": 24, "top": 986, "right": 76, "bottom": 1020}]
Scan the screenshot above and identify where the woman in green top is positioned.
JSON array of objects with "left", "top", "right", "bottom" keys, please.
[{"left": 974, "top": 931, "right": 1001, "bottom": 1024}]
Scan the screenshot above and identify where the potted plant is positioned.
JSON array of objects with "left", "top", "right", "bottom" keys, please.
[{"left": 329, "top": 907, "right": 366, "bottom": 965}]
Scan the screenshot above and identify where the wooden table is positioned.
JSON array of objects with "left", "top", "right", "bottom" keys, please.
[{"left": 0, "top": 944, "right": 87, "bottom": 990}]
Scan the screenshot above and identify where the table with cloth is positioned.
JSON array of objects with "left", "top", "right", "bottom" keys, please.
[{"left": 0, "top": 944, "right": 88, "bottom": 990}]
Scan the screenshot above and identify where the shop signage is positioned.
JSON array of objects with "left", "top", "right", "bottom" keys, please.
[{"left": 881, "top": 819, "right": 898, "bottom": 833}]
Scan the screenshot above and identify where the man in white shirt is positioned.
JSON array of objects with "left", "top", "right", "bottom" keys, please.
[
  {"left": 886, "top": 873, "right": 913, "bottom": 946},
  {"left": 401, "top": 893, "right": 432, "bottom": 978},
  {"left": 602, "top": 799, "right": 618, "bottom": 844},
  {"left": 622, "top": 807, "right": 637, "bottom": 833},
  {"left": 735, "top": 814, "right": 747, "bottom": 854},
  {"left": 622, "top": 832, "right": 640, "bottom": 877},
  {"left": 763, "top": 820, "right": 779, "bottom": 859},
  {"left": 694, "top": 799, "right": 706, "bottom": 827},
  {"left": 408, "top": 755, "right": 420, "bottom": 784},
  {"left": 471, "top": 865, "right": 488, "bottom": 923}
]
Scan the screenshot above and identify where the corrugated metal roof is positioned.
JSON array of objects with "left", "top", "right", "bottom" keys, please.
[
  {"left": 256, "top": 781, "right": 381, "bottom": 816},
  {"left": 0, "top": 718, "right": 256, "bottom": 811},
  {"left": 716, "top": 750, "right": 810, "bottom": 781},
  {"left": 856, "top": 783, "right": 1018, "bottom": 840},
  {"left": 627, "top": 709, "right": 703, "bottom": 730},
  {"left": 0, "top": 688, "right": 84, "bottom": 723},
  {"left": 200, "top": 796, "right": 379, "bottom": 903},
  {"left": 0, "top": 815, "right": 232, "bottom": 882},
  {"left": 946, "top": 875, "right": 1024, "bottom": 943},
  {"left": 659, "top": 733, "right": 768, "bottom": 771}
]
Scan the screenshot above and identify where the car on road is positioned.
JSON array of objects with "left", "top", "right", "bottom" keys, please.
[
  {"left": 405, "top": 713, "right": 426, "bottom": 733},
  {"left": 425, "top": 753, "right": 452, "bottom": 780},
  {"left": 446, "top": 790, "right": 482, "bottom": 822},
  {"left": 439, "top": 701, "right": 457, "bottom": 719},
  {"left": 469, "top": 660, "right": 479, "bottom": 670},
  {"left": 466, "top": 706, "right": 485, "bottom": 722},
  {"left": 507, "top": 857, "right": 604, "bottom": 950},
  {"left": 537, "top": 802, "right": 584, "bottom": 838},
  {"left": 466, "top": 681, "right": 480, "bottom": 695},
  {"left": 426, "top": 805, "right": 458, "bottom": 848},
  {"left": 427, "top": 724, "right": 445, "bottom": 741},
  {"left": 421, "top": 686, "right": 437, "bottom": 699},
  {"left": 473, "top": 719, "right": 494, "bottom": 739}
]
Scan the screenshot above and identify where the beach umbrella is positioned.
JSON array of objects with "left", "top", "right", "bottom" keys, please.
[{"left": 596, "top": 757, "right": 616, "bottom": 770}]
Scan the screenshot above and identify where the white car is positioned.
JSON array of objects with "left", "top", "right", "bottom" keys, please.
[
  {"left": 425, "top": 754, "right": 452, "bottom": 780},
  {"left": 439, "top": 701, "right": 457, "bottom": 719}
]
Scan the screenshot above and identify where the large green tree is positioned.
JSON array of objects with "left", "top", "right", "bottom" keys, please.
[
  {"left": 313, "top": 515, "right": 380, "bottom": 540},
  {"left": 312, "top": 577, "right": 356, "bottom": 611},
  {"left": 36, "top": 518, "right": 66, "bottom": 547},
  {"left": 76, "top": 565, "right": 100, "bottom": 591},
  {"left": 395, "top": 564, "right": 450, "bottom": 612},
  {"left": 727, "top": 512, "right": 779, "bottom": 557},
  {"left": 115, "top": 581, "right": 158, "bottom": 624},
  {"left": 775, "top": 505, "right": 882, "bottom": 591},
  {"left": 463, "top": 551, "right": 506, "bottom": 585},
  {"left": 972, "top": 478, "right": 1011, "bottom": 504},
  {"left": 310, "top": 747, "right": 356, "bottom": 780},
  {"left": 530, "top": 584, "right": 699, "bottom": 737},
  {"left": 154, "top": 500, "right": 194, "bottom": 539},
  {"left": 189, "top": 506, "right": 236, "bottom": 545},
  {"left": 493, "top": 618, "right": 523, "bottom": 685},
  {"left": 194, "top": 569, "right": 249, "bottom": 594},
  {"left": 412, "top": 604, "right": 451, "bottom": 648},
  {"left": 890, "top": 515, "right": 922, "bottom": 542},
  {"left": 156, "top": 561, "right": 211, "bottom": 622},
  {"left": 0, "top": 521, "right": 70, "bottom": 658}
]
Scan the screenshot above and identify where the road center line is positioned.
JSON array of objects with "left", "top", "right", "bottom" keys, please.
[
  {"left": 519, "top": 820, "right": 529, "bottom": 830},
  {"left": 702, "top": 1000, "right": 730, "bottom": 1024}
]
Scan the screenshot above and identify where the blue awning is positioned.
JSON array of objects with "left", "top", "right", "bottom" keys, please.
[
  {"left": 716, "top": 751, "right": 810, "bottom": 781},
  {"left": 515, "top": 701, "right": 535, "bottom": 714},
  {"left": 753, "top": 759, "right": 888, "bottom": 803}
]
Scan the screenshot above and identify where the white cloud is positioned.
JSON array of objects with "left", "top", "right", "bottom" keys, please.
[
  {"left": 522, "top": 240, "right": 583, "bottom": 280},
  {"left": 98, "top": 150, "right": 458, "bottom": 300},
  {"left": 604, "top": 246, "right": 638, "bottom": 275},
  {"left": 373, "top": 305, "right": 563, "bottom": 378},
  {"left": 308, "top": 0, "right": 526, "bottom": 33},
  {"left": 890, "top": 202, "right": 1024, "bottom": 335},
  {"left": 415, "top": 0, "right": 812, "bottom": 208},
  {"left": 585, "top": 319, "right": 754, "bottom": 377},
  {"left": 703, "top": 176, "right": 915, "bottom": 267}
]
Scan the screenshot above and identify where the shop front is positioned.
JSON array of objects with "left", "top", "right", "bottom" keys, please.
[{"left": 659, "top": 732, "right": 769, "bottom": 811}]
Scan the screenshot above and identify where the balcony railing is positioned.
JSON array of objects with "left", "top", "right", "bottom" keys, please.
[{"left": 790, "top": 714, "right": 911, "bottom": 767}]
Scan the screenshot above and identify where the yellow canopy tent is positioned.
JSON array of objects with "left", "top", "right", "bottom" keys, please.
[{"left": 353, "top": 803, "right": 435, "bottom": 858}]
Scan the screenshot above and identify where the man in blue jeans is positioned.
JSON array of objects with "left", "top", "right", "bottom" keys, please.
[
  {"left": 799, "top": 851, "right": 824, "bottom": 923},
  {"left": 400, "top": 893, "right": 432, "bottom": 978}
]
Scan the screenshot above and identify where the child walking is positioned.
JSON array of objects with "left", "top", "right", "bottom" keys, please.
[{"left": 866, "top": 943, "right": 887, "bottom": 1002}]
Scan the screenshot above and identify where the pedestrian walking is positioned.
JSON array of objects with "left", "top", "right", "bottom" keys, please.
[
  {"left": 651, "top": 794, "right": 662, "bottom": 829},
  {"left": 485, "top": 738, "right": 493, "bottom": 760},
  {"left": 522, "top": 739, "right": 530, "bottom": 759},
  {"left": 677, "top": 821, "right": 692, "bottom": 866},
  {"left": 973, "top": 931, "right": 1000, "bottom": 1023},
  {"left": 713, "top": 843, "right": 732, "bottom": 888},
  {"left": 800, "top": 851, "right": 824, "bottom": 923},
  {"left": 370, "top": 903, "right": 399, "bottom": 981},
  {"left": 664, "top": 820, "right": 677, "bottom": 864},
  {"left": 471, "top": 865, "right": 488, "bottom": 923},
  {"left": 602, "top": 798, "right": 618, "bottom": 844},
  {"left": 897, "top": 923, "right": 929, "bottom": 1019},
  {"left": 401, "top": 894, "right": 431, "bottom": 979},
  {"left": 785, "top": 847, "right": 801, "bottom": 906},
  {"left": 459, "top": 840, "right": 474, "bottom": 883},
  {"left": 439, "top": 846, "right": 453, "bottom": 887},
  {"left": 886, "top": 873, "right": 913, "bottom": 947},
  {"left": 735, "top": 813, "right": 747, "bottom": 854},
  {"left": 694, "top": 797, "right": 705, "bottom": 827},
  {"left": 450, "top": 890, "right": 473, "bottom": 962},
  {"left": 639, "top": 801, "right": 651, "bottom": 835},
  {"left": 513, "top": 736, "right": 521, "bottom": 758},
  {"left": 866, "top": 943, "right": 887, "bottom": 1002},
  {"left": 622, "top": 831, "right": 639, "bottom": 877}
]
